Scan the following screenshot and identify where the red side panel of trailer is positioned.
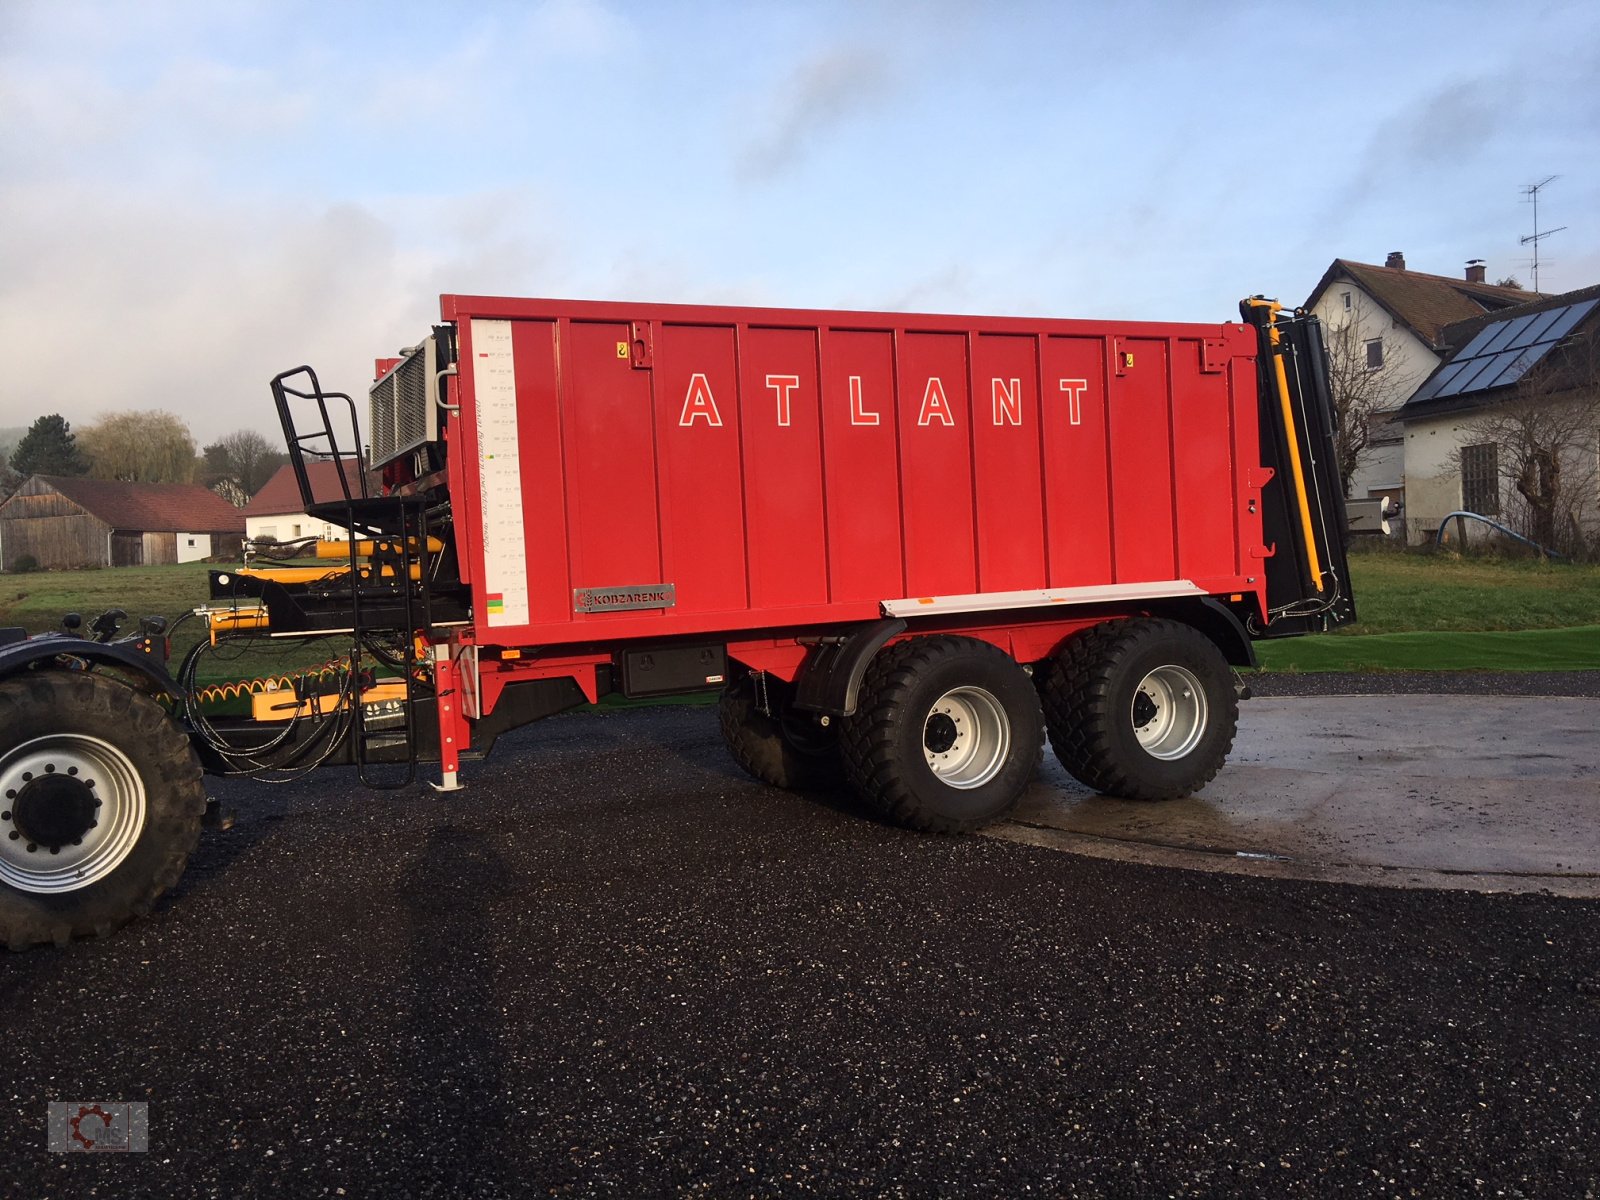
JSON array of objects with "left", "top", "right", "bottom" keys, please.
[{"left": 439, "top": 295, "right": 1267, "bottom": 648}]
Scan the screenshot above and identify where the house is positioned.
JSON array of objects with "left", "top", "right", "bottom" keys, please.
[
  {"left": 1395, "top": 283, "right": 1600, "bottom": 551},
  {"left": 0, "top": 475, "right": 246, "bottom": 570},
  {"left": 242, "top": 459, "right": 365, "bottom": 545},
  {"left": 1302, "top": 253, "right": 1543, "bottom": 513}
]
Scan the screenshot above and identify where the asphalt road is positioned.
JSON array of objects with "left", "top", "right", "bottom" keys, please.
[{"left": 3, "top": 694, "right": 1598, "bottom": 1197}]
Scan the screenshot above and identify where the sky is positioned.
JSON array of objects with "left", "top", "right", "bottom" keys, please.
[{"left": 3, "top": 0, "right": 1598, "bottom": 446}]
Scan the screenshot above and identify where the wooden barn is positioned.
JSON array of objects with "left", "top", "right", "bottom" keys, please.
[{"left": 0, "top": 475, "right": 246, "bottom": 570}]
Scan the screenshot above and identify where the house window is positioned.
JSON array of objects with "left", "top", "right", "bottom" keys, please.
[
  {"left": 1342, "top": 291, "right": 1352, "bottom": 311},
  {"left": 187, "top": 538, "right": 196, "bottom": 547},
  {"left": 1461, "top": 443, "right": 1499, "bottom": 515},
  {"left": 259, "top": 525, "right": 277, "bottom": 539},
  {"left": 1364, "top": 338, "right": 1384, "bottom": 370}
]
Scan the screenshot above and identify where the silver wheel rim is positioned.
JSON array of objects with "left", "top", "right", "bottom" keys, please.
[
  {"left": 1131, "top": 665, "right": 1208, "bottom": 761},
  {"left": 0, "top": 734, "right": 146, "bottom": 894},
  {"left": 923, "top": 686, "right": 1010, "bottom": 789}
]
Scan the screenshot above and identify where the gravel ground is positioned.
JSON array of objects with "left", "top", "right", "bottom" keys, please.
[{"left": 2, "top": 696, "right": 1598, "bottom": 1197}]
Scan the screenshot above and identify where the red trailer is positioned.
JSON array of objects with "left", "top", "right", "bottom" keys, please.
[{"left": 0, "top": 294, "right": 1352, "bottom": 948}]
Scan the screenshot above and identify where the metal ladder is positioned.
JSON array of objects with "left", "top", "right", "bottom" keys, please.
[{"left": 269, "top": 366, "right": 433, "bottom": 787}]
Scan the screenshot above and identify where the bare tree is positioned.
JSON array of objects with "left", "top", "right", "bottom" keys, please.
[
  {"left": 200, "top": 429, "right": 286, "bottom": 503},
  {"left": 1320, "top": 297, "right": 1421, "bottom": 496},
  {"left": 1453, "top": 330, "right": 1600, "bottom": 557},
  {"left": 79, "top": 410, "right": 198, "bottom": 483}
]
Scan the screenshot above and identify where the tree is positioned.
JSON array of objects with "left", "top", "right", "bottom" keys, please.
[
  {"left": 79, "top": 410, "right": 197, "bottom": 483},
  {"left": 1320, "top": 297, "right": 1421, "bottom": 497},
  {"left": 199, "top": 430, "right": 286, "bottom": 504},
  {"left": 1495, "top": 276, "right": 1525, "bottom": 290},
  {"left": 1452, "top": 329, "right": 1600, "bottom": 558},
  {"left": 9, "top": 413, "right": 89, "bottom": 477},
  {"left": 0, "top": 430, "right": 20, "bottom": 503}
]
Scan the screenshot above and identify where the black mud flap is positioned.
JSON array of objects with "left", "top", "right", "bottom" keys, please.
[{"left": 1241, "top": 301, "right": 1357, "bottom": 636}]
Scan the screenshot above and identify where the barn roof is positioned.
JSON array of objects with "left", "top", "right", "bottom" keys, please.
[
  {"left": 243, "top": 459, "right": 367, "bottom": 517},
  {"left": 19, "top": 476, "right": 246, "bottom": 533}
]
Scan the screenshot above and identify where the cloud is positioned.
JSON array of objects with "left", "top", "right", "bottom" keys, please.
[
  {"left": 737, "top": 46, "right": 895, "bottom": 180},
  {"left": 0, "top": 182, "right": 568, "bottom": 445},
  {"left": 524, "top": 0, "right": 637, "bottom": 58}
]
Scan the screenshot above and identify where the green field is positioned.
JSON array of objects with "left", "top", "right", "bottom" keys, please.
[
  {"left": 0, "top": 561, "right": 330, "bottom": 690},
  {"left": 3, "top": 551, "right": 1597, "bottom": 678},
  {"left": 1, "top": 561, "right": 216, "bottom": 645},
  {"left": 1329, "top": 551, "right": 1600, "bottom": 635},
  {"left": 1252, "top": 550, "right": 1599, "bottom": 673}
]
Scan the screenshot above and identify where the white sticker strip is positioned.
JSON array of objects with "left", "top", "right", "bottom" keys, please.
[
  {"left": 882, "top": 580, "right": 1205, "bottom": 618},
  {"left": 470, "top": 319, "right": 529, "bottom": 627}
]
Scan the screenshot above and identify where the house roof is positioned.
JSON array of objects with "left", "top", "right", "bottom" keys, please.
[
  {"left": 1398, "top": 282, "right": 1600, "bottom": 422},
  {"left": 1304, "top": 259, "right": 1545, "bottom": 350},
  {"left": 243, "top": 459, "right": 365, "bottom": 517},
  {"left": 22, "top": 476, "right": 246, "bottom": 533}
]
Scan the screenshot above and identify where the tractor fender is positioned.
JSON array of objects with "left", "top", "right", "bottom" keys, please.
[{"left": 0, "top": 632, "right": 181, "bottom": 698}]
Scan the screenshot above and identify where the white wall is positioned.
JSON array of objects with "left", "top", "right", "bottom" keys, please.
[
  {"left": 245, "top": 513, "right": 350, "bottom": 544},
  {"left": 1405, "top": 407, "right": 1600, "bottom": 549},
  {"left": 177, "top": 532, "right": 212, "bottom": 563},
  {"left": 1307, "top": 283, "right": 1441, "bottom": 386},
  {"left": 1307, "top": 279, "right": 1440, "bottom": 510},
  {"left": 1401, "top": 413, "right": 1477, "bottom": 541}
]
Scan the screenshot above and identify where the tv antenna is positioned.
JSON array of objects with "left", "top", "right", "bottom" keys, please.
[{"left": 1519, "top": 176, "right": 1566, "bottom": 292}]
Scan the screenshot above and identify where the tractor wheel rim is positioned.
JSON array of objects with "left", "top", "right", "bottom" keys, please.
[
  {"left": 923, "top": 686, "right": 1010, "bottom": 789},
  {"left": 0, "top": 734, "right": 146, "bottom": 894},
  {"left": 1131, "top": 665, "right": 1208, "bottom": 761}
]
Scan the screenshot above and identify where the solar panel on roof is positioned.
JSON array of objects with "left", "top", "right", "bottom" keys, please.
[
  {"left": 1438, "top": 352, "right": 1511, "bottom": 398},
  {"left": 1450, "top": 324, "right": 1503, "bottom": 360},
  {"left": 1506, "top": 307, "right": 1563, "bottom": 350},
  {"left": 1538, "top": 298, "right": 1598, "bottom": 343},
  {"left": 1483, "top": 341, "right": 1561, "bottom": 391},
  {"left": 1414, "top": 297, "right": 1596, "bottom": 406},
  {"left": 1469, "top": 348, "right": 1533, "bottom": 394},
  {"left": 1414, "top": 358, "right": 1474, "bottom": 402},
  {"left": 1476, "top": 313, "right": 1535, "bottom": 356}
]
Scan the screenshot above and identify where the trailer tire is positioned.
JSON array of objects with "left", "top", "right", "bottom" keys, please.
[
  {"left": 1040, "top": 619, "right": 1236, "bottom": 801},
  {"left": 0, "top": 671, "right": 205, "bottom": 951},
  {"left": 718, "top": 673, "right": 843, "bottom": 791},
  {"left": 840, "top": 636, "right": 1042, "bottom": 834}
]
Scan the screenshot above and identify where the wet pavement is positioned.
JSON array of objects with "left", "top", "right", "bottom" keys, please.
[{"left": 1001, "top": 693, "right": 1600, "bottom": 896}]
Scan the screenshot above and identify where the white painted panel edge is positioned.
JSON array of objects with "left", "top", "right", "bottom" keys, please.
[
  {"left": 882, "top": 580, "right": 1205, "bottom": 618},
  {"left": 471, "top": 318, "right": 530, "bottom": 627}
]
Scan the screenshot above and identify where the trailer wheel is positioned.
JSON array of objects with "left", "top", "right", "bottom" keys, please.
[
  {"left": 718, "top": 673, "right": 842, "bottom": 791},
  {"left": 840, "top": 636, "right": 1042, "bottom": 833},
  {"left": 1040, "top": 619, "right": 1237, "bottom": 801},
  {"left": 0, "top": 672, "right": 205, "bottom": 950}
]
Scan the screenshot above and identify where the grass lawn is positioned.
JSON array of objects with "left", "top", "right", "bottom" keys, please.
[
  {"left": 0, "top": 561, "right": 334, "bottom": 690},
  {"left": 1335, "top": 551, "right": 1600, "bottom": 634},
  {"left": 1256, "top": 549, "right": 1600, "bottom": 672}
]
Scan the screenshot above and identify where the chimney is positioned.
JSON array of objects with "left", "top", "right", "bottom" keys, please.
[
  {"left": 1465, "top": 259, "right": 1487, "bottom": 284},
  {"left": 1385, "top": 251, "right": 1406, "bottom": 270}
]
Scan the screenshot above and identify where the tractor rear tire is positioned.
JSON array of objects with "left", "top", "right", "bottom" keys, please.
[
  {"left": 1039, "top": 618, "right": 1236, "bottom": 801},
  {"left": 840, "top": 636, "right": 1042, "bottom": 833},
  {"left": 718, "top": 673, "right": 843, "bottom": 791},
  {"left": 0, "top": 672, "right": 206, "bottom": 950}
]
